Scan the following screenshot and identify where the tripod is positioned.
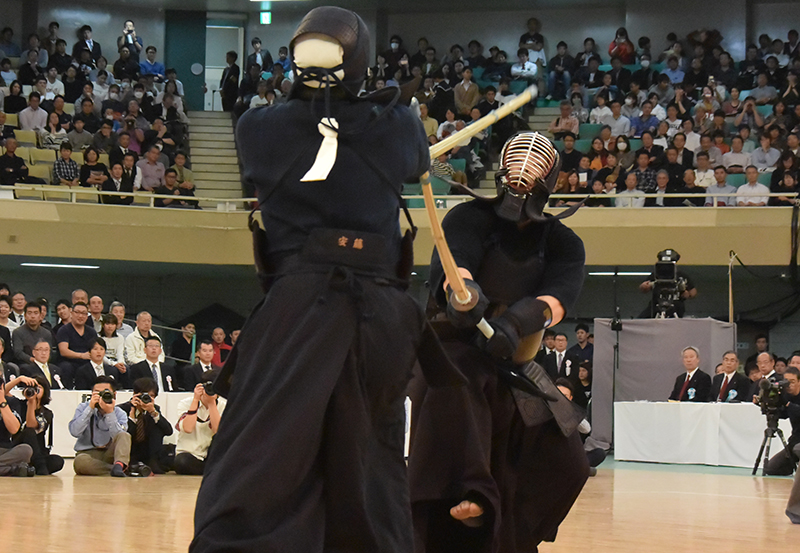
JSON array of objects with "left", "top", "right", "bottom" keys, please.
[{"left": 752, "top": 411, "right": 795, "bottom": 476}]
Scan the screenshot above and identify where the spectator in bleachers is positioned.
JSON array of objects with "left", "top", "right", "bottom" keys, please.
[
  {"left": 182, "top": 339, "right": 212, "bottom": 391},
  {"left": 696, "top": 86, "right": 721, "bottom": 116},
  {"left": 76, "top": 99, "right": 100, "bottom": 134},
  {"left": 154, "top": 168, "right": 195, "bottom": 208},
  {"left": 74, "top": 337, "right": 122, "bottom": 391},
  {"left": 574, "top": 37, "right": 598, "bottom": 69},
  {"left": 646, "top": 92, "right": 667, "bottom": 121},
  {"left": 172, "top": 151, "right": 194, "bottom": 190},
  {"left": 648, "top": 74, "right": 675, "bottom": 108},
  {"left": 737, "top": 165, "right": 771, "bottom": 206},
  {"left": 98, "top": 314, "right": 126, "bottom": 373},
  {"left": 616, "top": 172, "right": 645, "bottom": 208},
  {"left": 575, "top": 55, "right": 604, "bottom": 92},
  {"left": 140, "top": 46, "right": 165, "bottom": 83},
  {"left": 511, "top": 48, "right": 538, "bottom": 85},
  {"left": 587, "top": 137, "right": 609, "bottom": 170},
  {"left": 61, "top": 67, "right": 83, "bottom": 104},
  {"left": 171, "top": 323, "right": 196, "bottom": 376},
  {"left": 56, "top": 302, "right": 98, "bottom": 388},
  {"left": 210, "top": 327, "right": 231, "bottom": 368},
  {"left": 722, "top": 135, "right": 751, "bottom": 173},
  {"left": 39, "top": 111, "right": 68, "bottom": 150},
  {"left": 684, "top": 58, "right": 708, "bottom": 91},
  {"left": 130, "top": 336, "right": 178, "bottom": 392},
  {"left": 109, "top": 302, "right": 134, "bottom": 340},
  {"left": 713, "top": 130, "right": 730, "bottom": 155},
  {"left": 606, "top": 99, "right": 631, "bottom": 138},
  {"left": 662, "top": 147, "right": 685, "bottom": 186},
  {"left": 219, "top": 51, "right": 240, "bottom": 112},
  {"left": 769, "top": 170, "right": 798, "bottom": 206},
  {"left": 694, "top": 151, "right": 715, "bottom": 187},
  {"left": 576, "top": 154, "right": 594, "bottom": 186},
  {"left": 708, "top": 110, "right": 730, "bottom": 139},
  {"left": 646, "top": 168, "right": 673, "bottom": 207},
  {"left": 49, "top": 40, "right": 71, "bottom": 75},
  {"left": 102, "top": 161, "right": 134, "bottom": 205},
  {"left": 771, "top": 151, "right": 798, "bottom": 186},
  {"left": 636, "top": 130, "right": 664, "bottom": 165},
  {"left": 609, "top": 27, "right": 636, "bottom": 64},
  {"left": 483, "top": 50, "right": 511, "bottom": 82},
  {"left": 669, "top": 346, "right": 711, "bottom": 402},
  {"left": 90, "top": 57, "right": 115, "bottom": 86},
  {"left": 418, "top": 102, "right": 437, "bottom": 138},
  {"left": 136, "top": 144, "right": 166, "bottom": 191},
  {"left": 88, "top": 296, "right": 103, "bottom": 333},
  {"left": 608, "top": 56, "right": 632, "bottom": 93},
  {"left": 1, "top": 61, "right": 17, "bottom": 87},
  {"left": 21, "top": 34, "right": 48, "bottom": 69},
  {"left": 142, "top": 117, "right": 175, "bottom": 159},
  {"left": 121, "top": 152, "right": 142, "bottom": 192},
  {"left": 246, "top": 37, "right": 273, "bottom": 74},
  {"left": 705, "top": 165, "right": 738, "bottom": 206},
  {"left": 12, "top": 302, "right": 55, "bottom": 367},
  {"left": 548, "top": 100, "right": 579, "bottom": 140},
  {"left": 571, "top": 92, "right": 589, "bottom": 123},
  {"left": 108, "top": 131, "right": 134, "bottom": 167},
  {"left": 751, "top": 134, "right": 781, "bottom": 170},
  {"left": 408, "top": 37, "right": 428, "bottom": 68},
  {"left": 559, "top": 133, "right": 583, "bottom": 172},
  {"left": 594, "top": 152, "right": 625, "bottom": 191},
  {"left": 0, "top": 28, "right": 21, "bottom": 57},
  {"left": 72, "top": 25, "right": 101, "bottom": 63},
  {"left": 92, "top": 71, "right": 111, "bottom": 103},
  {"left": 453, "top": 67, "right": 480, "bottom": 116},
  {"left": 589, "top": 94, "right": 612, "bottom": 124},
  {"left": 249, "top": 80, "right": 272, "bottom": 109},
  {"left": 17, "top": 49, "right": 43, "bottom": 86},
  {"left": 632, "top": 150, "right": 658, "bottom": 192},
  {"left": 632, "top": 54, "right": 659, "bottom": 90},
  {"left": 10, "top": 293, "right": 26, "bottom": 326},
  {"left": 54, "top": 143, "right": 80, "bottom": 187},
  {"left": 18, "top": 92, "right": 46, "bottom": 131},
  {"left": 124, "top": 312, "right": 164, "bottom": 366},
  {"left": 671, "top": 132, "right": 693, "bottom": 168},
  {"left": 44, "top": 67, "right": 64, "bottom": 99},
  {"left": 546, "top": 41, "right": 573, "bottom": 100},
  {"left": 662, "top": 55, "right": 685, "bottom": 85},
  {"left": 174, "top": 369, "right": 225, "bottom": 475},
  {"left": 431, "top": 151, "right": 468, "bottom": 186},
  {"left": 628, "top": 100, "right": 659, "bottom": 138},
  {"left": 79, "top": 146, "right": 110, "bottom": 189},
  {"left": 91, "top": 119, "right": 117, "bottom": 153},
  {"left": 0, "top": 111, "right": 15, "bottom": 147},
  {"left": 102, "top": 84, "right": 124, "bottom": 115},
  {"left": 0, "top": 137, "right": 42, "bottom": 185},
  {"left": 713, "top": 52, "right": 737, "bottom": 90},
  {"left": 615, "top": 135, "right": 635, "bottom": 169},
  {"left": 695, "top": 134, "right": 723, "bottom": 167},
  {"left": 751, "top": 72, "right": 778, "bottom": 105},
  {"left": 674, "top": 168, "right": 705, "bottom": 206},
  {"left": 66, "top": 116, "right": 93, "bottom": 150},
  {"left": 117, "top": 20, "right": 143, "bottom": 63},
  {"left": 113, "top": 46, "right": 139, "bottom": 82}
]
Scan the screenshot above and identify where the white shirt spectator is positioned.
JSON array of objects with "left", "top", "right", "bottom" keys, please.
[
  {"left": 176, "top": 396, "right": 227, "bottom": 460},
  {"left": 45, "top": 78, "right": 64, "bottom": 99},
  {"left": 606, "top": 114, "right": 631, "bottom": 137},
  {"left": 124, "top": 328, "right": 165, "bottom": 365},
  {"left": 722, "top": 151, "right": 751, "bottom": 170},
  {"left": 615, "top": 189, "right": 645, "bottom": 208},
  {"left": 511, "top": 60, "right": 537, "bottom": 79},
  {"left": 102, "top": 335, "right": 126, "bottom": 367},
  {"left": 694, "top": 169, "right": 715, "bottom": 188},
  {"left": 684, "top": 131, "right": 702, "bottom": 152},
  {"left": 590, "top": 105, "right": 612, "bottom": 125},
  {"left": 736, "top": 182, "right": 770, "bottom": 205},
  {"left": 651, "top": 103, "right": 667, "bottom": 121},
  {"left": 19, "top": 106, "right": 48, "bottom": 131}
]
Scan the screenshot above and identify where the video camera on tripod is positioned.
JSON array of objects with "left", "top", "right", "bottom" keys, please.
[
  {"left": 652, "top": 249, "right": 688, "bottom": 318},
  {"left": 752, "top": 378, "right": 795, "bottom": 475}
]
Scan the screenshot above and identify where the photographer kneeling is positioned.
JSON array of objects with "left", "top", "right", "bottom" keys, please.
[
  {"left": 118, "top": 377, "right": 173, "bottom": 474},
  {"left": 174, "top": 370, "right": 225, "bottom": 475},
  {"left": 0, "top": 372, "right": 34, "bottom": 477},
  {"left": 765, "top": 367, "right": 800, "bottom": 476},
  {"left": 6, "top": 374, "right": 64, "bottom": 474},
  {"left": 69, "top": 375, "right": 133, "bottom": 477}
]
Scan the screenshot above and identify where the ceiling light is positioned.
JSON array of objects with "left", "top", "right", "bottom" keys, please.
[
  {"left": 21, "top": 263, "right": 100, "bottom": 270},
  {"left": 588, "top": 271, "right": 651, "bottom": 276}
]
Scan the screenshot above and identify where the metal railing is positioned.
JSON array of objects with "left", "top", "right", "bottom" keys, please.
[{"left": 545, "top": 191, "right": 798, "bottom": 207}]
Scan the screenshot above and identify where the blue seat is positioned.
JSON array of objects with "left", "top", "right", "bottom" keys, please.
[
  {"left": 756, "top": 105, "right": 774, "bottom": 118},
  {"left": 598, "top": 64, "right": 612, "bottom": 72},
  {"left": 739, "top": 90, "right": 752, "bottom": 100}
]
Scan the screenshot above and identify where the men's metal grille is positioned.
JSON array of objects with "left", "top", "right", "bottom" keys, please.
[{"left": 500, "top": 132, "right": 558, "bottom": 193}]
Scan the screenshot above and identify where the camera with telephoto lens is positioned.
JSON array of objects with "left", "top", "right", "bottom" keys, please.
[
  {"left": 756, "top": 379, "right": 790, "bottom": 417},
  {"left": 139, "top": 392, "right": 152, "bottom": 404},
  {"left": 202, "top": 381, "right": 216, "bottom": 396},
  {"left": 98, "top": 389, "right": 114, "bottom": 405},
  {"left": 23, "top": 385, "right": 40, "bottom": 398}
]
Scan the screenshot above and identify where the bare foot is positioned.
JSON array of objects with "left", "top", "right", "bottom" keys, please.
[{"left": 450, "top": 500, "right": 484, "bottom": 527}]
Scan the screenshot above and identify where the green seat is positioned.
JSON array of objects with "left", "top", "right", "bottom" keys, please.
[
  {"left": 579, "top": 123, "right": 604, "bottom": 138},
  {"left": 651, "top": 62, "right": 666, "bottom": 72},
  {"left": 623, "top": 64, "right": 641, "bottom": 73},
  {"left": 429, "top": 176, "right": 452, "bottom": 195},
  {"left": 509, "top": 80, "right": 528, "bottom": 95},
  {"left": 405, "top": 198, "right": 425, "bottom": 208},
  {"left": 756, "top": 105, "right": 773, "bottom": 118},
  {"left": 403, "top": 182, "right": 422, "bottom": 195},
  {"left": 573, "top": 138, "right": 594, "bottom": 153},
  {"left": 471, "top": 66, "right": 485, "bottom": 80},
  {"left": 450, "top": 159, "right": 467, "bottom": 173},
  {"left": 629, "top": 139, "right": 643, "bottom": 151},
  {"left": 727, "top": 174, "right": 747, "bottom": 188},
  {"left": 598, "top": 64, "right": 612, "bottom": 72},
  {"left": 757, "top": 172, "right": 773, "bottom": 185},
  {"left": 739, "top": 90, "right": 752, "bottom": 100}
]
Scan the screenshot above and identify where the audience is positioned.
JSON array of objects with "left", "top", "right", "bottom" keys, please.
[
  {"left": 174, "top": 369, "right": 225, "bottom": 475},
  {"left": 668, "top": 346, "right": 712, "bottom": 402},
  {"left": 129, "top": 336, "right": 179, "bottom": 392},
  {"left": 124, "top": 311, "right": 164, "bottom": 366},
  {"left": 73, "top": 337, "right": 123, "bottom": 391}
]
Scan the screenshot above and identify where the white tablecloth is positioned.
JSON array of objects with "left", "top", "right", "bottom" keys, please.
[
  {"left": 29, "top": 390, "right": 194, "bottom": 458},
  {"left": 614, "top": 401, "right": 793, "bottom": 468}
]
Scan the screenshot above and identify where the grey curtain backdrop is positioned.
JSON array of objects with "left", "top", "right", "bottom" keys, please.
[{"left": 592, "top": 318, "right": 737, "bottom": 445}]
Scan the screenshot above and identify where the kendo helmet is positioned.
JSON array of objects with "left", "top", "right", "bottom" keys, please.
[
  {"left": 289, "top": 6, "right": 370, "bottom": 96},
  {"left": 494, "top": 132, "right": 563, "bottom": 222}
]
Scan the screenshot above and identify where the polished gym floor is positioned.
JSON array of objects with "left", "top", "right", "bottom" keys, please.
[{"left": 3, "top": 458, "right": 797, "bottom": 552}]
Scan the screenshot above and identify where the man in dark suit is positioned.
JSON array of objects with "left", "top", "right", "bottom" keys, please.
[
  {"left": 219, "top": 51, "right": 240, "bottom": 112},
  {"left": 608, "top": 56, "right": 632, "bottom": 93},
  {"left": 117, "top": 377, "right": 174, "bottom": 473},
  {"left": 669, "top": 346, "right": 712, "bottom": 401},
  {"left": 101, "top": 162, "right": 135, "bottom": 206},
  {"left": 748, "top": 352, "right": 781, "bottom": 401},
  {"left": 673, "top": 133, "right": 694, "bottom": 169},
  {"left": 0, "top": 327, "right": 15, "bottom": 370},
  {"left": 108, "top": 132, "right": 136, "bottom": 168},
  {"left": 183, "top": 339, "right": 215, "bottom": 391},
  {"left": 710, "top": 351, "right": 752, "bottom": 402},
  {"left": 19, "top": 339, "right": 63, "bottom": 388},
  {"left": 130, "top": 336, "right": 181, "bottom": 392},
  {"left": 553, "top": 332, "right": 582, "bottom": 386},
  {"left": 635, "top": 131, "right": 665, "bottom": 168},
  {"left": 72, "top": 25, "right": 102, "bottom": 62},
  {"left": 74, "top": 337, "right": 123, "bottom": 390}
]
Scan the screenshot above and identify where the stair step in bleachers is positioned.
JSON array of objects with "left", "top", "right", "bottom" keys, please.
[
  {"left": 192, "top": 171, "right": 240, "bottom": 181},
  {"left": 191, "top": 147, "right": 236, "bottom": 157},
  {"left": 192, "top": 164, "right": 240, "bottom": 175},
  {"left": 191, "top": 126, "right": 234, "bottom": 135},
  {"left": 192, "top": 156, "right": 238, "bottom": 166}
]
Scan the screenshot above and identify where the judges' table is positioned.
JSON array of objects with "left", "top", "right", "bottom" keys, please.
[
  {"left": 614, "top": 401, "right": 793, "bottom": 468},
  {"left": 39, "top": 390, "right": 194, "bottom": 458}
]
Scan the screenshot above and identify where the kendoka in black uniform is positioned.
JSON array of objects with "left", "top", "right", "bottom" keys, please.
[
  {"left": 408, "top": 132, "right": 590, "bottom": 552},
  {"left": 190, "top": 7, "right": 463, "bottom": 552}
]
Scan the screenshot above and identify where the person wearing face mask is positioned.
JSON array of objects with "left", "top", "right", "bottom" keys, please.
[
  {"left": 615, "top": 136, "right": 635, "bottom": 170},
  {"left": 632, "top": 54, "right": 659, "bottom": 89},
  {"left": 620, "top": 93, "right": 639, "bottom": 119},
  {"left": 102, "top": 84, "right": 125, "bottom": 114},
  {"left": 382, "top": 34, "right": 407, "bottom": 74}
]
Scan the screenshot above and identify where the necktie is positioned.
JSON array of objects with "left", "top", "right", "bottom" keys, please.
[
  {"left": 135, "top": 413, "right": 146, "bottom": 443},
  {"left": 151, "top": 363, "right": 159, "bottom": 390},
  {"left": 718, "top": 375, "right": 730, "bottom": 401},
  {"left": 678, "top": 374, "right": 691, "bottom": 400},
  {"left": 557, "top": 353, "right": 563, "bottom": 371},
  {"left": 41, "top": 364, "right": 51, "bottom": 385}
]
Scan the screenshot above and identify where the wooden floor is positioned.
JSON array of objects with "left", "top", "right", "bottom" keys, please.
[{"left": 2, "top": 460, "right": 797, "bottom": 552}]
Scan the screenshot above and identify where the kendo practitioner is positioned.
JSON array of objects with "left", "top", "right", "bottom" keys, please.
[
  {"left": 190, "top": 7, "right": 463, "bottom": 553},
  {"left": 408, "top": 131, "right": 590, "bottom": 553}
]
